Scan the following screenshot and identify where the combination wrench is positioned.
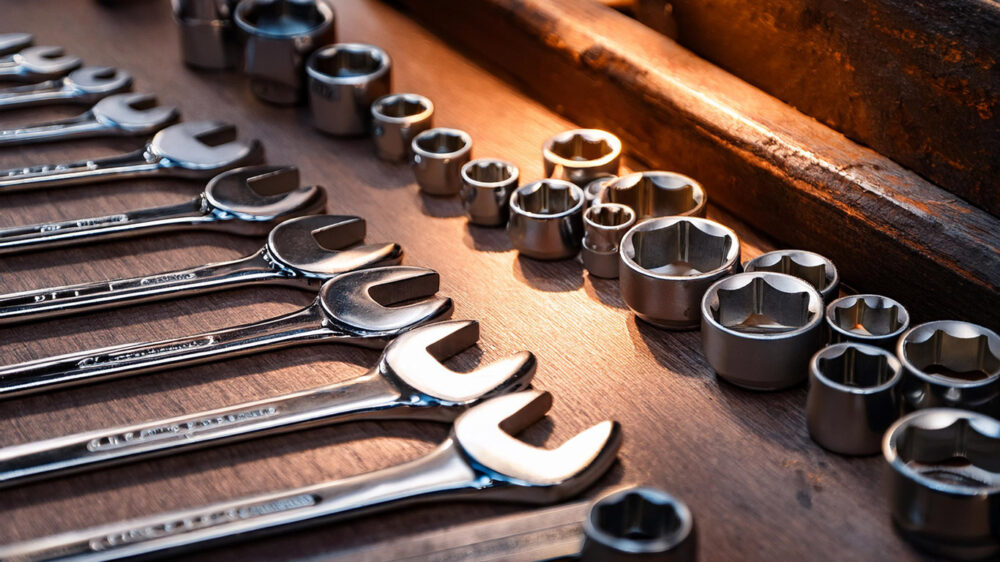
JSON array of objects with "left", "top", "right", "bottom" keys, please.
[
  {"left": 0, "top": 165, "right": 325, "bottom": 256},
  {"left": 0, "top": 320, "right": 536, "bottom": 488},
  {"left": 0, "top": 33, "right": 33, "bottom": 57},
  {"left": 0, "top": 266, "right": 453, "bottom": 399},
  {"left": 0, "top": 214, "right": 401, "bottom": 324},
  {"left": 0, "top": 45, "right": 81, "bottom": 83},
  {"left": 0, "top": 92, "right": 177, "bottom": 147},
  {"left": 0, "top": 120, "right": 263, "bottom": 192},
  {"left": 0, "top": 66, "right": 132, "bottom": 110},
  {"left": 0, "top": 390, "right": 622, "bottom": 561}
]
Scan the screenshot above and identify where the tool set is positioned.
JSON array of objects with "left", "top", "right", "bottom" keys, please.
[{"left": 1, "top": 3, "right": 995, "bottom": 558}]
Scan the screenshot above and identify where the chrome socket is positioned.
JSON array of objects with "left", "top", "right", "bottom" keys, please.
[
  {"left": 807, "top": 343, "right": 903, "bottom": 455},
  {"left": 581, "top": 486, "right": 697, "bottom": 562},
  {"left": 595, "top": 171, "right": 707, "bottom": 220},
  {"left": 826, "top": 294, "right": 909, "bottom": 350},
  {"left": 234, "top": 0, "right": 336, "bottom": 105},
  {"left": 620, "top": 217, "right": 740, "bottom": 329},
  {"left": 897, "top": 321, "right": 1000, "bottom": 416},
  {"left": 542, "top": 129, "right": 622, "bottom": 186},
  {"left": 701, "top": 272, "right": 825, "bottom": 390},
  {"left": 410, "top": 128, "right": 473, "bottom": 196},
  {"left": 371, "top": 93, "right": 434, "bottom": 162},
  {"left": 883, "top": 408, "right": 1000, "bottom": 560},
  {"left": 582, "top": 204, "right": 635, "bottom": 279},
  {"left": 172, "top": 0, "right": 240, "bottom": 69},
  {"left": 582, "top": 175, "right": 617, "bottom": 208},
  {"left": 507, "top": 179, "right": 585, "bottom": 260},
  {"left": 306, "top": 43, "right": 391, "bottom": 136},
  {"left": 460, "top": 159, "right": 519, "bottom": 226},
  {"left": 743, "top": 249, "right": 840, "bottom": 302}
]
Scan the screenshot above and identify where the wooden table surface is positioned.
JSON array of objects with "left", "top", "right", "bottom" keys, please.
[{"left": 0, "top": 1, "right": 922, "bottom": 560}]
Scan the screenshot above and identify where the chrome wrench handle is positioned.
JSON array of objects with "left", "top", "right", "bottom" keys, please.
[
  {"left": 0, "top": 251, "right": 282, "bottom": 325},
  {"left": 0, "top": 197, "right": 214, "bottom": 255},
  {"left": 0, "top": 79, "right": 70, "bottom": 108},
  {"left": 0, "top": 147, "right": 163, "bottom": 192},
  {"left": 0, "top": 372, "right": 401, "bottom": 488},
  {"left": 0, "top": 304, "right": 334, "bottom": 399},
  {"left": 0, "top": 113, "right": 108, "bottom": 145},
  {"left": 0, "top": 443, "right": 476, "bottom": 561}
]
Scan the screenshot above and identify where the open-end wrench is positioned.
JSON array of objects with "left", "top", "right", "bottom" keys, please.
[
  {"left": 0, "top": 165, "right": 325, "bottom": 256},
  {"left": 0, "top": 390, "right": 621, "bottom": 561},
  {"left": 0, "top": 93, "right": 177, "bottom": 147},
  {"left": 0, "top": 66, "right": 132, "bottom": 110},
  {"left": 0, "top": 33, "right": 33, "bottom": 57},
  {"left": 0, "top": 266, "right": 452, "bottom": 399},
  {"left": 0, "top": 320, "right": 536, "bottom": 488},
  {"left": 0, "top": 214, "right": 400, "bottom": 325},
  {"left": 0, "top": 46, "right": 82, "bottom": 83},
  {"left": 0, "top": 120, "right": 263, "bottom": 192}
]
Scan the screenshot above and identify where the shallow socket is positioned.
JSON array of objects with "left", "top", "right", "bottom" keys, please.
[
  {"left": 599, "top": 171, "right": 706, "bottom": 220},
  {"left": 827, "top": 294, "right": 909, "bottom": 349},
  {"left": 542, "top": 129, "right": 622, "bottom": 185},
  {"left": 373, "top": 94, "right": 432, "bottom": 120},
  {"left": 513, "top": 180, "right": 583, "bottom": 216},
  {"left": 237, "top": 0, "right": 328, "bottom": 33},
  {"left": 744, "top": 250, "right": 839, "bottom": 302},
  {"left": 626, "top": 220, "right": 735, "bottom": 278},
  {"left": 414, "top": 129, "right": 470, "bottom": 156},
  {"left": 310, "top": 45, "right": 386, "bottom": 79}
]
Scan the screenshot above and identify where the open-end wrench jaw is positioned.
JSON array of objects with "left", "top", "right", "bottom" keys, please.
[
  {"left": 65, "top": 66, "right": 133, "bottom": 99},
  {"left": 379, "top": 320, "right": 537, "bottom": 407},
  {"left": 92, "top": 92, "right": 178, "bottom": 135},
  {"left": 4, "top": 46, "right": 82, "bottom": 81},
  {"left": 267, "top": 214, "right": 403, "bottom": 279},
  {"left": 203, "top": 166, "right": 326, "bottom": 234},
  {"left": 150, "top": 121, "right": 264, "bottom": 177},
  {"left": 0, "top": 33, "right": 32, "bottom": 57}
]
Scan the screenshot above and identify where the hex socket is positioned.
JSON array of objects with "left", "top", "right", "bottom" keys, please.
[
  {"left": 581, "top": 486, "right": 696, "bottom": 562},
  {"left": 410, "top": 128, "right": 473, "bottom": 196},
  {"left": 701, "top": 272, "right": 826, "bottom": 390},
  {"left": 897, "top": 320, "right": 1000, "bottom": 416},
  {"left": 620, "top": 217, "right": 741, "bottom": 329},
  {"left": 306, "top": 43, "right": 391, "bottom": 136},
  {"left": 172, "top": 0, "right": 240, "bottom": 69},
  {"left": 234, "top": 0, "right": 336, "bottom": 105},
  {"left": 542, "top": 129, "right": 622, "bottom": 186},
  {"left": 826, "top": 294, "right": 910, "bottom": 350},
  {"left": 883, "top": 408, "right": 1000, "bottom": 560},
  {"left": 583, "top": 175, "right": 617, "bottom": 208},
  {"left": 507, "top": 179, "right": 585, "bottom": 260},
  {"left": 807, "top": 343, "right": 903, "bottom": 455},
  {"left": 371, "top": 93, "right": 434, "bottom": 162},
  {"left": 743, "top": 249, "right": 840, "bottom": 302},
  {"left": 460, "top": 159, "right": 519, "bottom": 226},
  {"left": 596, "top": 171, "right": 707, "bottom": 220},
  {"left": 582, "top": 204, "right": 635, "bottom": 279}
]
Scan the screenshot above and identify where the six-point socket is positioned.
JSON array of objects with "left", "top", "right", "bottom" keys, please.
[
  {"left": 306, "top": 43, "right": 391, "bottom": 136},
  {"left": 582, "top": 204, "right": 636, "bottom": 279},
  {"left": 826, "top": 294, "right": 910, "bottom": 350},
  {"left": 596, "top": 171, "right": 707, "bottom": 221},
  {"left": 542, "top": 129, "right": 622, "bottom": 186},
  {"left": 460, "top": 159, "right": 519, "bottom": 226},
  {"left": 410, "top": 127, "right": 473, "bottom": 196},
  {"left": 371, "top": 93, "right": 434, "bottom": 162},
  {"left": 743, "top": 249, "right": 840, "bottom": 302},
  {"left": 507, "top": 179, "right": 585, "bottom": 260},
  {"left": 581, "top": 486, "right": 697, "bottom": 562}
]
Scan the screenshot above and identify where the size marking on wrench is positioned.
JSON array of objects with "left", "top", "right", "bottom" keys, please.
[
  {"left": 0, "top": 120, "right": 262, "bottom": 192},
  {"left": 85, "top": 406, "right": 279, "bottom": 452},
  {"left": 0, "top": 66, "right": 132, "bottom": 110},
  {"left": 0, "top": 45, "right": 81, "bottom": 83}
]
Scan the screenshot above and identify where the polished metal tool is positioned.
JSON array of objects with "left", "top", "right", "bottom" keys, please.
[
  {"left": 0, "top": 33, "right": 33, "bottom": 56},
  {"left": 582, "top": 203, "right": 635, "bottom": 279},
  {"left": 0, "top": 120, "right": 263, "bottom": 192},
  {"left": 743, "top": 249, "right": 840, "bottom": 302},
  {"left": 508, "top": 179, "right": 585, "bottom": 260},
  {"left": 897, "top": 320, "right": 1000, "bottom": 416},
  {"left": 0, "top": 214, "right": 399, "bottom": 325},
  {"left": 583, "top": 174, "right": 616, "bottom": 207},
  {"left": 460, "top": 158, "right": 519, "bottom": 226},
  {"left": 620, "top": 216, "right": 740, "bottom": 328},
  {"left": 0, "top": 390, "right": 621, "bottom": 560},
  {"left": 234, "top": 0, "right": 337, "bottom": 105},
  {"left": 0, "top": 93, "right": 177, "bottom": 147},
  {"left": 0, "top": 46, "right": 81, "bottom": 83},
  {"left": 883, "top": 408, "right": 999, "bottom": 560},
  {"left": 0, "top": 66, "right": 132, "bottom": 110},
  {"left": 701, "top": 271, "right": 825, "bottom": 390},
  {"left": 806, "top": 343, "right": 903, "bottom": 455},
  {"left": 334, "top": 485, "right": 696, "bottom": 561},
  {"left": 825, "top": 294, "right": 909, "bottom": 349},
  {"left": 0, "top": 320, "right": 535, "bottom": 489},
  {"left": 0, "top": 266, "right": 451, "bottom": 399},
  {"left": 411, "top": 127, "right": 473, "bottom": 195},
  {"left": 0, "top": 166, "right": 322, "bottom": 255},
  {"left": 543, "top": 129, "right": 622, "bottom": 186},
  {"left": 307, "top": 43, "right": 392, "bottom": 136},
  {"left": 371, "top": 93, "right": 434, "bottom": 162},
  {"left": 595, "top": 171, "right": 707, "bottom": 221},
  {"left": 172, "top": 0, "right": 240, "bottom": 69}
]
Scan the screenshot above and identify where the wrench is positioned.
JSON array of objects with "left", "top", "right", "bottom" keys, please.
[
  {"left": 0, "top": 214, "right": 400, "bottom": 324},
  {"left": 0, "top": 266, "right": 452, "bottom": 399},
  {"left": 0, "top": 120, "right": 263, "bottom": 192},
  {"left": 0, "top": 320, "right": 536, "bottom": 488},
  {"left": 0, "top": 66, "right": 132, "bottom": 110},
  {"left": 0, "top": 45, "right": 82, "bottom": 83},
  {"left": 0, "top": 390, "right": 621, "bottom": 561},
  {"left": 0, "top": 33, "right": 33, "bottom": 57},
  {"left": 0, "top": 165, "right": 325, "bottom": 256},
  {"left": 0, "top": 93, "right": 177, "bottom": 147}
]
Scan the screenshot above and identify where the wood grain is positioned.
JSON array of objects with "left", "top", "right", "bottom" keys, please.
[{"left": 0, "top": 1, "right": 923, "bottom": 560}]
